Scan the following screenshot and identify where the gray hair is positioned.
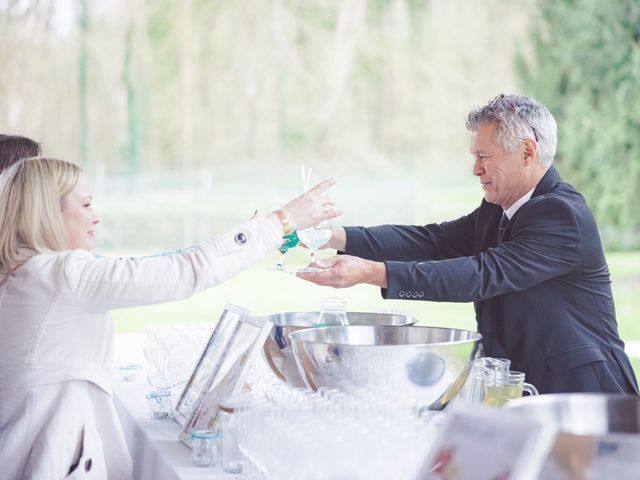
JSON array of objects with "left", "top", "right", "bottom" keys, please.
[{"left": 465, "top": 93, "right": 557, "bottom": 168}]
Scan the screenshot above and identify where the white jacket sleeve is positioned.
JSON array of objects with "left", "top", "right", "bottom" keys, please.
[{"left": 61, "top": 216, "right": 282, "bottom": 312}]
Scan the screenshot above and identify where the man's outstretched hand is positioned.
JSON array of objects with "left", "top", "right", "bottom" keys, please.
[{"left": 296, "top": 255, "right": 387, "bottom": 289}]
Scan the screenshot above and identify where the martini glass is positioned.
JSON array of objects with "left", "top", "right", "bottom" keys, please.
[{"left": 296, "top": 219, "right": 332, "bottom": 273}]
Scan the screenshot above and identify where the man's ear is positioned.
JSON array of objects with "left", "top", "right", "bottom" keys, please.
[{"left": 523, "top": 138, "right": 537, "bottom": 166}]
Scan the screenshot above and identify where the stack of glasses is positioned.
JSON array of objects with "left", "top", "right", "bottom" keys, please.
[
  {"left": 143, "top": 323, "right": 213, "bottom": 391},
  {"left": 233, "top": 385, "right": 446, "bottom": 480}
]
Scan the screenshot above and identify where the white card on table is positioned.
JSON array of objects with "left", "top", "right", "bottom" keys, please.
[{"left": 414, "top": 405, "right": 555, "bottom": 480}]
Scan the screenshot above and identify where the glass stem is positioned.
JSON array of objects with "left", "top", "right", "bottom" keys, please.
[{"left": 310, "top": 249, "right": 317, "bottom": 264}]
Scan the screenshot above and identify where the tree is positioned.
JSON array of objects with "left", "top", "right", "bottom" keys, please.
[
  {"left": 77, "top": 0, "right": 89, "bottom": 166},
  {"left": 517, "top": 0, "right": 640, "bottom": 249}
]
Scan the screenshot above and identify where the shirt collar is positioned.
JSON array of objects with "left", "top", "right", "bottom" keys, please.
[{"left": 504, "top": 188, "right": 535, "bottom": 220}]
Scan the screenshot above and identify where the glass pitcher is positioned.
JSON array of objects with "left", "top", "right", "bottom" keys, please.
[{"left": 462, "top": 357, "right": 511, "bottom": 404}]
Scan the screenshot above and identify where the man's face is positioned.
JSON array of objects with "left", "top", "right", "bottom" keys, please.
[{"left": 470, "top": 123, "right": 530, "bottom": 210}]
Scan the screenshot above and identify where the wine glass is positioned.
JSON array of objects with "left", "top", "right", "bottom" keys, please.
[
  {"left": 296, "top": 218, "right": 332, "bottom": 273},
  {"left": 269, "top": 232, "right": 299, "bottom": 273}
]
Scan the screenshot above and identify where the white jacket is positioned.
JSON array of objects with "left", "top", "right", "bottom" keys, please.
[{"left": 0, "top": 216, "right": 281, "bottom": 479}]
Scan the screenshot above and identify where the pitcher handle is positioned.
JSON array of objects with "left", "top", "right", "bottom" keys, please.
[{"left": 523, "top": 382, "right": 538, "bottom": 396}]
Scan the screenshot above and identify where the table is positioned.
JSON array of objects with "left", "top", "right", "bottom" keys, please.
[{"left": 113, "top": 381, "right": 238, "bottom": 480}]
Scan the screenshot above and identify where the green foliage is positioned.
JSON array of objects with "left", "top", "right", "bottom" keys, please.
[
  {"left": 0, "top": 1, "right": 544, "bottom": 189},
  {"left": 517, "top": 0, "right": 640, "bottom": 249}
]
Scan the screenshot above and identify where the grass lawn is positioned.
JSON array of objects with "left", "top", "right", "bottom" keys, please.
[
  {"left": 607, "top": 251, "right": 640, "bottom": 379},
  {"left": 607, "top": 251, "right": 640, "bottom": 341}
]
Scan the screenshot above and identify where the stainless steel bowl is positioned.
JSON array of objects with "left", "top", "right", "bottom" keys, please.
[
  {"left": 506, "top": 393, "right": 640, "bottom": 435},
  {"left": 260, "top": 312, "right": 416, "bottom": 388},
  {"left": 289, "top": 325, "right": 481, "bottom": 410}
]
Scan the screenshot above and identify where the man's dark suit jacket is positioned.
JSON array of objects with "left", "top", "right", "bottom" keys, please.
[{"left": 344, "top": 166, "right": 638, "bottom": 394}]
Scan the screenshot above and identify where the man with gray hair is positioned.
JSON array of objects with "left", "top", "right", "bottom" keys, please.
[{"left": 299, "top": 93, "right": 638, "bottom": 395}]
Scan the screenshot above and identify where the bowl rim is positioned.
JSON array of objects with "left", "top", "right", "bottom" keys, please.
[
  {"left": 288, "top": 324, "right": 482, "bottom": 347},
  {"left": 256, "top": 310, "right": 418, "bottom": 326}
]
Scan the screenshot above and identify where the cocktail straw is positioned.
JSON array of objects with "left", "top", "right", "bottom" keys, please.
[{"left": 301, "top": 165, "right": 312, "bottom": 192}]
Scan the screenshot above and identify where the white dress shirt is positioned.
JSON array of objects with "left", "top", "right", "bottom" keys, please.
[{"left": 504, "top": 188, "right": 535, "bottom": 220}]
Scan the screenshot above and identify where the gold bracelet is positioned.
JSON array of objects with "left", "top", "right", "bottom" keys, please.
[{"left": 273, "top": 209, "right": 293, "bottom": 235}]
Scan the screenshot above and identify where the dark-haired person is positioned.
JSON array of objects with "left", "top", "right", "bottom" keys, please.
[
  {"left": 0, "top": 133, "right": 41, "bottom": 171},
  {"left": 299, "top": 93, "right": 638, "bottom": 396}
]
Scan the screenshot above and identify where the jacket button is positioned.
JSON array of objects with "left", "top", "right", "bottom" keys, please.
[
  {"left": 234, "top": 232, "right": 248, "bottom": 245},
  {"left": 412, "top": 292, "right": 418, "bottom": 298},
  {"left": 399, "top": 291, "right": 405, "bottom": 298},
  {"left": 85, "top": 459, "right": 92, "bottom": 472},
  {"left": 419, "top": 291, "right": 424, "bottom": 298}
]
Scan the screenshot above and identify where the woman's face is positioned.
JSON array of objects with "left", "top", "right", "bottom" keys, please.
[{"left": 60, "top": 174, "right": 101, "bottom": 250}]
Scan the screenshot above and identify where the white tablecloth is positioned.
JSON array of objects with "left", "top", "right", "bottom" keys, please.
[{"left": 113, "top": 381, "right": 238, "bottom": 480}]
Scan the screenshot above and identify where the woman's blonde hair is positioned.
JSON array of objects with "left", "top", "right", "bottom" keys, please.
[{"left": 0, "top": 157, "right": 81, "bottom": 271}]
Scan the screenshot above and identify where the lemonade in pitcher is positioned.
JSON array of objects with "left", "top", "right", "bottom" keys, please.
[
  {"left": 482, "top": 370, "right": 538, "bottom": 407},
  {"left": 483, "top": 384, "right": 523, "bottom": 407}
]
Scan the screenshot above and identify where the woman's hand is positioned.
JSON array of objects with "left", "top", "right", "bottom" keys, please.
[{"left": 278, "top": 178, "right": 342, "bottom": 231}]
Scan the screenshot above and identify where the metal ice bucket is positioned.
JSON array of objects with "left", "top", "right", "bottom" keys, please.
[
  {"left": 260, "top": 312, "right": 416, "bottom": 388},
  {"left": 289, "top": 325, "right": 482, "bottom": 410},
  {"left": 506, "top": 393, "right": 640, "bottom": 435}
]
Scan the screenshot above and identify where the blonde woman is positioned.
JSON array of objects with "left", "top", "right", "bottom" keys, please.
[{"left": 0, "top": 157, "right": 339, "bottom": 480}]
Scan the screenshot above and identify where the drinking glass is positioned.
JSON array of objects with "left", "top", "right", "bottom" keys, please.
[
  {"left": 296, "top": 218, "right": 332, "bottom": 273},
  {"left": 219, "top": 404, "right": 244, "bottom": 474},
  {"left": 191, "top": 430, "right": 221, "bottom": 466},
  {"left": 269, "top": 232, "right": 299, "bottom": 273},
  {"left": 146, "top": 387, "right": 172, "bottom": 418},
  {"left": 315, "top": 297, "right": 348, "bottom": 326},
  {"left": 483, "top": 370, "right": 538, "bottom": 407}
]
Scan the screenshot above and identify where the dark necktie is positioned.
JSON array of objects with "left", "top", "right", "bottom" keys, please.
[{"left": 498, "top": 212, "right": 509, "bottom": 243}]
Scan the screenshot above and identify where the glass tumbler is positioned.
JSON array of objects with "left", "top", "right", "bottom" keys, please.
[
  {"left": 191, "top": 430, "right": 220, "bottom": 467},
  {"left": 146, "top": 387, "right": 172, "bottom": 419},
  {"left": 219, "top": 403, "right": 244, "bottom": 473},
  {"left": 316, "top": 297, "right": 348, "bottom": 327}
]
